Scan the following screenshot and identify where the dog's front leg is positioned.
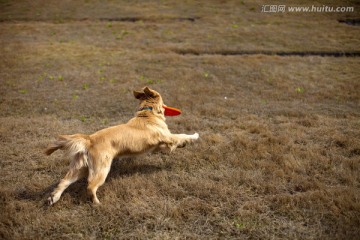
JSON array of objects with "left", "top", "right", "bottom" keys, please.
[{"left": 164, "top": 133, "right": 199, "bottom": 151}]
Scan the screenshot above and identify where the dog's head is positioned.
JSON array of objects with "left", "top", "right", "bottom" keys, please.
[{"left": 133, "top": 87, "right": 166, "bottom": 118}]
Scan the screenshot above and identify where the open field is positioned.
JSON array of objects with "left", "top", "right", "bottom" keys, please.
[{"left": 0, "top": 0, "right": 359, "bottom": 239}]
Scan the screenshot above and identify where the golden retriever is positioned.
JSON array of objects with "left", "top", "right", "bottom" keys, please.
[{"left": 45, "top": 87, "right": 199, "bottom": 205}]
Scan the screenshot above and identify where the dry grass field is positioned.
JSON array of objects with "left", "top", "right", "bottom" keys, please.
[{"left": 0, "top": 0, "right": 359, "bottom": 239}]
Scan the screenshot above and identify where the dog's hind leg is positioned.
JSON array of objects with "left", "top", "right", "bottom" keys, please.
[
  {"left": 47, "top": 167, "right": 87, "bottom": 206},
  {"left": 86, "top": 152, "right": 112, "bottom": 204},
  {"left": 87, "top": 165, "right": 111, "bottom": 205}
]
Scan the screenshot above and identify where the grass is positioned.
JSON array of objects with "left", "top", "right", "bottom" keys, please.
[{"left": 0, "top": 0, "right": 359, "bottom": 239}]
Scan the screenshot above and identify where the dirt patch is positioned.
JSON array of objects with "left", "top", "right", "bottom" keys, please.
[
  {"left": 0, "top": 17, "right": 200, "bottom": 23},
  {"left": 338, "top": 19, "right": 360, "bottom": 26},
  {"left": 99, "top": 17, "right": 199, "bottom": 22},
  {"left": 172, "top": 49, "right": 360, "bottom": 57}
]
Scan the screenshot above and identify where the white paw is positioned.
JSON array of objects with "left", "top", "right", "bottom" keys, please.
[
  {"left": 47, "top": 195, "right": 55, "bottom": 206},
  {"left": 193, "top": 133, "right": 199, "bottom": 140}
]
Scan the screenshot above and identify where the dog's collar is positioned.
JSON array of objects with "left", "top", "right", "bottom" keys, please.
[{"left": 138, "top": 106, "right": 153, "bottom": 112}]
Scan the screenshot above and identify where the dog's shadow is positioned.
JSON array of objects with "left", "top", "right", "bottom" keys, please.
[
  {"left": 15, "top": 159, "right": 164, "bottom": 206},
  {"left": 108, "top": 158, "right": 164, "bottom": 178}
]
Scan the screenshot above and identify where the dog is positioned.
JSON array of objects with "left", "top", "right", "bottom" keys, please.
[{"left": 45, "top": 87, "right": 199, "bottom": 205}]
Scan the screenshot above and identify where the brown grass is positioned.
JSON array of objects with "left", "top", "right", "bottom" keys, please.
[{"left": 0, "top": 0, "right": 359, "bottom": 239}]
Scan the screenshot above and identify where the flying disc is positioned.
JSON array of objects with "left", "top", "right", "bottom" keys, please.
[{"left": 163, "top": 105, "right": 181, "bottom": 116}]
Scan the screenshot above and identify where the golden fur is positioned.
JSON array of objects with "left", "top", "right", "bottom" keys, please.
[{"left": 45, "top": 87, "right": 199, "bottom": 205}]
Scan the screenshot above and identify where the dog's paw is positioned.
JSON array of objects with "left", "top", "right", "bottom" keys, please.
[
  {"left": 47, "top": 195, "right": 55, "bottom": 206},
  {"left": 193, "top": 133, "right": 199, "bottom": 140},
  {"left": 46, "top": 193, "right": 60, "bottom": 206}
]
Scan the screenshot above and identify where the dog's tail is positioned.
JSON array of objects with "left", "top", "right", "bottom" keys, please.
[{"left": 45, "top": 134, "right": 91, "bottom": 159}]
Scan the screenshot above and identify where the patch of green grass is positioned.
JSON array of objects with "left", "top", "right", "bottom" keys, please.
[
  {"left": 115, "top": 30, "right": 129, "bottom": 40},
  {"left": 139, "top": 75, "right": 162, "bottom": 84},
  {"left": 37, "top": 74, "right": 45, "bottom": 82},
  {"left": 260, "top": 99, "right": 268, "bottom": 105},
  {"left": 146, "top": 79, "right": 158, "bottom": 84},
  {"left": 5, "top": 80, "right": 15, "bottom": 87},
  {"left": 233, "top": 218, "right": 245, "bottom": 230},
  {"left": 79, "top": 116, "right": 87, "bottom": 122},
  {"left": 101, "top": 118, "right": 109, "bottom": 125},
  {"left": 295, "top": 87, "right": 304, "bottom": 93},
  {"left": 162, "top": 29, "right": 174, "bottom": 36},
  {"left": 83, "top": 83, "right": 90, "bottom": 90},
  {"left": 19, "top": 89, "right": 28, "bottom": 94}
]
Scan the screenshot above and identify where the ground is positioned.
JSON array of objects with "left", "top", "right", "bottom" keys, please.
[{"left": 0, "top": 0, "right": 359, "bottom": 239}]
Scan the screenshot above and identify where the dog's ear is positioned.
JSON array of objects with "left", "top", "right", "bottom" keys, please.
[
  {"left": 143, "top": 87, "right": 157, "bottom": 98},
  {"left": 133, "top": 90, "right": 146, "bottom": 99}
]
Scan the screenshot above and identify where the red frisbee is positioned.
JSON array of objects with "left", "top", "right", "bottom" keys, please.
[{"left": 163, "top": 105, "right": 181, "bottom": 116}]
